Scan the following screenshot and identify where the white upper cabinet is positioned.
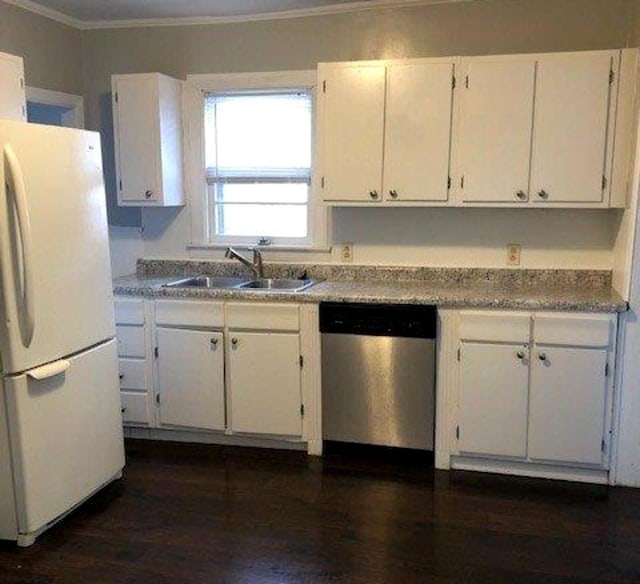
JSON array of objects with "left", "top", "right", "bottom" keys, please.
[
  {"left": 319, "top": 63, "right": 386, "bottom": 202},
  {"left": 456, "top": 58, "right": 536, "bottom": 204},
  {"left": 0, "top": 52, "right": 26, "bottom": 122},
  {"left": 455, "top": 50, "right": 619, "bottom": 207},
  {"left": 530, "top": 51, "right": 614, "bottom": 204},
  {"left": 383, "top": 62, "right": 454, "bottom": 202},
  {"left": 319, "top": 59, "right": 454, "bottom": 204},
  {"left": 112, "top": 73, "right": 184, "bottom": 207}
]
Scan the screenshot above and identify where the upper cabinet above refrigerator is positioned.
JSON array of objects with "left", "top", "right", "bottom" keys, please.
[
  {"left": 112, "top": 73, "right": 185, "bottom": 207},
  {"left": 0, "top": 52, "right": 26, "bottom": 122}
]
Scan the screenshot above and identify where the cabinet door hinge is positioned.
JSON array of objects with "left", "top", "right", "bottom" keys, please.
[
  {"left": 465, "top": 75, "right": 469, "bottom": 89},
  {"left": 452, "top": 76, "right": 456, "bottom": 89},
  {"left": 154, "top": 347, "right": 159, "bottom": 358},
  {"left": 119, "top": 179, "right": 123, "bottom": 191},
  {"left": 602, "top": 175, "right": 608, "bottom": 190},
  {"left": 460, "top": 176, "right": 465, "bottom": 189},
  {"left": 601, "top": 439, "right": 606, "bottom": 453},
  {"left": 300, "top": 404, "right": 305, "bottom": 417},
  {"left": 321, "top": 176, "right": 325, "bottom": 189},
  {"left": 322, "top": 80, "right": 326, "bottom": 93},
  {"left": 609, "top": 69, "right": 615, "bottom": 85},
  {"left": 457, "top": 347, "right": 461, "bottom": 361},
  {"left": 447, "top": 176, "right": 452, "bottom": 190},
  {"left": 156, "top": 394, "right": 160, "bottom": 405},
  {"left": 114, "top": 91, "right": 118, "bottom": 103},
  {"left": 20, "top": 77, "right": 24, "bottom": 89},
  {"left": 605, "top": 362, "right": 609, "bottom": 377},
  {"left": 299, "top": 355, "right": 304, "bottom": 368},
  {"left": 456, "top": 425, "right": 460, "bottom": 440}
]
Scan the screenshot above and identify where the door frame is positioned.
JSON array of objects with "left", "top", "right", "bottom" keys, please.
[{"left": 25, "top": 87, "right": 84, "bottom": 128}]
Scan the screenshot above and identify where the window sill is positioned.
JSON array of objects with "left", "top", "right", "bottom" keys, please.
[{"left": 187, "top": 242, "right": 332, "bottom": 253}]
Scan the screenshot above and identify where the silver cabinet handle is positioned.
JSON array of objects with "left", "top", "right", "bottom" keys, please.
[
  {"left": 231, "top": 338, "right": 239, "bottom": 349},
  {"left": 144, "top": 190, "right": 153, "bottom": 199},
  {"left": 121, "top": 406, "right": 127, "bottom": 414},
  {"left": 538, "top": 353, "right": 547, "bottom": 361},
  {"left": 119, "top": 373, "right": 125, "bottom": 381},
  {"left": 537, "top": 190, "right": 549, "bottom": 200},
  {"left": 210, "top": 338, "right": 218, "bottom": 349},
  {"left": 389, "top": 190, "right": 398, "bottom": 199},
  {"left": 516, "top": 351, "right": 525, "bottom": 359},
  {"left": 515, "top": 190, "right": 527, "bottom": 201},
  {"left": 369, "top": 190, "right": 379, "bottom": 200}
]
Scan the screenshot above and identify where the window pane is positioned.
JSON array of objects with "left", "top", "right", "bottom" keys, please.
[
  {"left": 215, "top": 203, "right": 308, "bottom": 238},
  {"left": 214, "top": 183, "right": 308, "bottom": 204},
  {"left": 204, "top": 93, "right": 311, "bottom": 172}
]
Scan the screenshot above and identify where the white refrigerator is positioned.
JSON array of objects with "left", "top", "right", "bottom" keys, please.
[{"left": 0, "top": 120, "right": 125, "bottom": 546}]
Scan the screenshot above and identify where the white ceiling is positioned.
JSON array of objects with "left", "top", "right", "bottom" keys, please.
[{"left": 23, "top": 0, "right": 375, "bottom": 22}]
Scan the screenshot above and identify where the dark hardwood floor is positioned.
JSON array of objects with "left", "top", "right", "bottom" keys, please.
[{"left": 1, "top": 439, "right": 640, "bottom": 584}]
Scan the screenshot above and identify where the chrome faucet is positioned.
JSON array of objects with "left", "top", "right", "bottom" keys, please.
[{"left": 224, "top": 247, "right": 265, "bottom": 279}]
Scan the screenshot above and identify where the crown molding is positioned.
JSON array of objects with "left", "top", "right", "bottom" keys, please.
[
  {"left": 2, "top": 0, "right": 84, "bottom": 27},
  {"left": 2, "top": 0, "right": 473, "bottom": 31}
]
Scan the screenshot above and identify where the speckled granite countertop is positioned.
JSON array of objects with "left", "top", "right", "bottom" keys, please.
[{"left": 113, "top": 261, "right": 627, "bottom": 313}]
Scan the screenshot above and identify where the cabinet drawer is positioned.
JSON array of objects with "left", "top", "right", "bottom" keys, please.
[
  {"left": 155, "top": 299, "right": 224, "bottom": 328},
  {"left": 534, "top": 314, "right": 613, "bottom": 348},
  {"left": 118, "top": 358, "right": 147, "bottom": 390},
  {"left": 115, "top": 298, "right": 145, "bottom": 325},
  {"left": 459, "top": 312, "right": 530, "bottom": 343},
  {"left": 120, "top": 391, "right": 150, "bottom": 425},
  {"left": 116, "top": 325, "right": 145, "bottom": 357},
  {"left": 226, "top": 303, "right": 299, "bottom": 331}
]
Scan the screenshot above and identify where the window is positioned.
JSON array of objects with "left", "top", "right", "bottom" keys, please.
[
  {"left": 186, "top": 71, "right": 325, "bottom": 249},
  {"left": 205, "top": 91, "right": 312, "bottom": 244}
]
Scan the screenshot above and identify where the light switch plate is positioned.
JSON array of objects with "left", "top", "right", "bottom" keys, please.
[{"left": 340, "top": 243, "right": 354, "bottom": 263}]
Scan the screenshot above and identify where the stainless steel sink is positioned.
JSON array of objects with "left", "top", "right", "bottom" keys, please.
[
  {"left": 238, "top": 278, "right": 318, "bottom": 292},
  {"left": 163, "top": 276, "right": 248, "bottom": 289}
]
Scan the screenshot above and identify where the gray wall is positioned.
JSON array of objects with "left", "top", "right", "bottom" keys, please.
[{"left": 0, "top": 0, "right": 82, "bottom": 93}]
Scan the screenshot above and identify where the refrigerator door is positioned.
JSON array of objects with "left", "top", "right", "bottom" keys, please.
[
  {"left": 3, "top": 339, "right": 124, "bottom": 536},
  {"left": 0, "top": 121, "right": 115, "bottom": 375}
]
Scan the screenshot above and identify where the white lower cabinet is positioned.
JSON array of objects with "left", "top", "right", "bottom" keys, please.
[
  {"left": 227, "top": 331, "right": 302, "bottom": 437},
  {"left": 156, "top": 328, "right": 225, "bottom": 431},
  {"left": 115, "top": 297, "right": 154, "bottom": 427},
  {"left": 147, "top": 300, "right": 304, "bottom": 439},
  {"left": 226, "top": 303, "right": 303, "bottom": 437},
  {"left": 458, "top": 342, "right": 529, "bottom": 458},
  {"left": 455, "top": 311, "right": 615, "bottom": 471}
]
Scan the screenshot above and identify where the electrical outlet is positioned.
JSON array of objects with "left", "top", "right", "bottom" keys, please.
[
  {"left": 340, "top": 243, "right": 354, "bottom": 263},
  {"left": 507, "top": 243, "right": 521, "bottom": 266}
]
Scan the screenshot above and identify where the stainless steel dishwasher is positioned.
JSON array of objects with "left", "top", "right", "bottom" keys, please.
[{"left": 320, "top": 303, "right": 437, "bottom": 450}]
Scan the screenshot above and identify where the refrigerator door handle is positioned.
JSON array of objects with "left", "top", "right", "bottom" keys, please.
[
  {"left": 3, "top": 144, "right": 36, "bottom": 347},
  {"left": 26, "top": 359, "right": 71, "bottom": 380}
]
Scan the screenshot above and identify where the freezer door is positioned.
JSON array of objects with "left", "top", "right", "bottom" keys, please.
[
  {"left": 0, "top": 121, "right": 115, "bottom": 375},
  {"left": 4, "top": 339, "right": 124, "bottom": 535}
]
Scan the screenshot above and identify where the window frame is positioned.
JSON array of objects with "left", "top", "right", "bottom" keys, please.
[{"left": 185, "top": 70, "right": 327, "bottom": 250}]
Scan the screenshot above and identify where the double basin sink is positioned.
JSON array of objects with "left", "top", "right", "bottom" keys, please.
[{"left": 163, "top": 275, "right": 318, "bottom": 293}]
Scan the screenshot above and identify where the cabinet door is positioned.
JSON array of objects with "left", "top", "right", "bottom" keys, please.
[
  {"left": 112, "top": 75, "right": 159, "bottom": 204},
  {"left": 457, "top": 59, "right": 535, "bottom": 203},
  {"left": 458, "top": 342, "right": 529, "bottom": 458},
  {"left": 383, "top": 62, "right": 453, "bottom": 202},
  {"left": 528, "top": 346, "right": 607, "bottom": 466},
  {"left": 228, "top": 332, "right": 302, "bottom": 436},
  {"left": 0, "top": 53, "right": 25, "bottom": 121},
  {"left": 530, "top": 52, "right": 614, "bottom": 204},
  {"left": 156, "top": 328, "right": 225, "bottom": 431},
  {"left": 320, "top": 64, "right": 385, "bottom": 202}
]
